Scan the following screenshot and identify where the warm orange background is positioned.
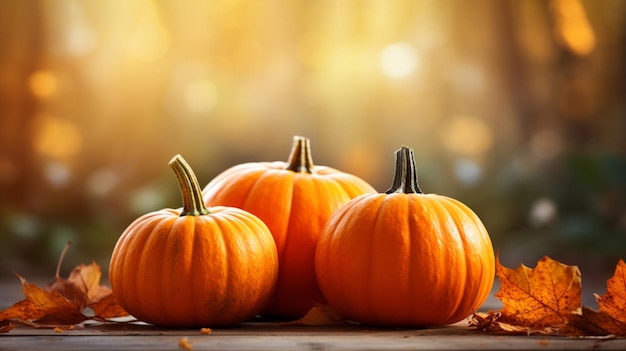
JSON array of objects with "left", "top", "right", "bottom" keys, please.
[{"left": 0, "top": 1, "right": 624, "bottom": 282}]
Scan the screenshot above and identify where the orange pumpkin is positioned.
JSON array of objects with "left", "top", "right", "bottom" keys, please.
[
  {"left": 315, "top": 146, "right": 495, "bottom": 327},
  {"left": 202, "top": 136, "right": 376, "bottom": 318},
  {"left": 109, "top": 155, "right": 278, "bottom": 327}
]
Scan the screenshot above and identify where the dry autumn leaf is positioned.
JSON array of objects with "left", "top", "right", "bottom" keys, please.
[
  {"left": 595, "top": 259, "right": 626, "bottom": 325},
  {"left": 0, "top": 274, "right": 88, "bottom": 326},
  {"left": 0, "top": 322, "right": 15, "bottom": 333},
  {"left": 494, "top": 255, "right": 581, "bottom": 329},
  {"left": 0, "top": 242, "right": 128, "bottom": 330},
  {"left": 473, "top": 256, "right": 626, "bottom": 337},
  {"left": 469, "top": 312, "right": 557, "bottom": 336},
  {"left": 565, "top": 307, "right": 626, "bottom": 337}
]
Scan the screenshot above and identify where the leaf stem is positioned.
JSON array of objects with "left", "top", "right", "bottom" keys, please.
[{"left": 55, "top": 241, "right": 72, "bottom": 278}]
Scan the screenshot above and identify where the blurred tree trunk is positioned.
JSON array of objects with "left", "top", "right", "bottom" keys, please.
[{"left": 0, "top": 2, "right": 42, "bottom": 210}]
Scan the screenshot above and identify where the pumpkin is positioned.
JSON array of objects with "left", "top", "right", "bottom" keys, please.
[
  {"left": 315, "top": 146, "right": 495, "bottom": 327},
  {"left": 202, "top": 136, "right": 376, "bottom": 318},
  {"left": 109, "top": 155, "right": 278, "bottom": 328}
]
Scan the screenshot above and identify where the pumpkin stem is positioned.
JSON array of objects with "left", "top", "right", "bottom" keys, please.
[
  {"left": 169, "top": 154, "right": 210, "bottom": 216},
  {"left": 285, "top": 136, "right": 315, "bottom": 174},
  {"left": 385, "top": 146, "right": 423, "bottom": 194}
]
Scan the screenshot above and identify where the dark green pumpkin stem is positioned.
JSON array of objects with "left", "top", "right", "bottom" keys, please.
[
  {"left": 385, "top": 146, "right": 423, "bottom": 194},
  {"left": 285, "top": 135, "right": 315, "bottom": 174},
  {"left": 169, "top": 154, "right": 210, "bottom": 216}
]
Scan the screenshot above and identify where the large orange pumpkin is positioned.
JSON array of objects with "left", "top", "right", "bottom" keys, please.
[
  {"left": 109, "top": 155, "right": 278, "bottom": 327},
  {"left": 315, "top": 146, "right": 495, "bottom": 327},
  {"left": 202, "top": 136, "right": 376, "bottom": 318}
]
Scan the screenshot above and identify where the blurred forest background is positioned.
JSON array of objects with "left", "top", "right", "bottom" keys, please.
[{"left": 0, "top": 0, "right": 624, "bottom": 283}]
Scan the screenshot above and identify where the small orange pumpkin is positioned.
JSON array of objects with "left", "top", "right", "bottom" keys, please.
[
  {"left": 315, "top": 146, "right": 495, "bottom": 327},
  {"left": 203, "top": 136, "right": 376, "bottom": 318},
  {"left": 109, "top": 155, "right": 278, "bottom": 327}
]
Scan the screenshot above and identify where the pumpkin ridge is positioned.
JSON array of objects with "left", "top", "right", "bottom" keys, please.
[
  {"left": 250, "top": 170, "right": 295, "bottom": 260},
  {"left": 368, "top": 195, "right": 396, "bottom": 325},
  {"left": 209, "top": 214, "right": 233, "bottom": 321},
  {"left": 316, "top": 174, "right": 354, "bottom": 202},
  {"left": 437, "top": 196, "right": 494, "bottom": 318},
  {"left": 407, "top": 195, "right": 444, "bottom": 325},
  {"left": 405, "top": 197, "right": 420, "bottom": 324},
  {"left": 278, "top": 182, "right": 295, "bottom": 264},
  {"left": 189, "top": 215, "right": 218, "bottom": 324},
  {"left": 138, "top": 218, "right": 173, "bottom": 324},
  {"left": 316, "top": 195, "right": 363, "bottom": 314},
  {"left": 264, "top": 174, "right": 317, "bottom": 315},
  {"left": 431, "top": 196, "right": 470, "bottom": 323},
  {"left": 203, "top": 166, "right": 267, "bottom": 206},
  {"left": 159, "top": 218, "right": 185, "bottom": 325}
]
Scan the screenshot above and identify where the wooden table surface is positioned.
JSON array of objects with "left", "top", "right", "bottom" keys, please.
[
  {"left": 1, "top": 279, "right": 625, "bottom": 351},
  {"left": 3, "top": 318, "right": 626, "bottom": 351}
]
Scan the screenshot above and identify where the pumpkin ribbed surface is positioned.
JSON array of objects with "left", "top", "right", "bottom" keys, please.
[
  {"left": 314, "top": 146, "right": 495, "bottom": 327},
  {"left": 203, "top": 136, "right": 375, "bottom": 318},
  {"left": 109, "top": 155, "right": 278, "bottom": 327}
]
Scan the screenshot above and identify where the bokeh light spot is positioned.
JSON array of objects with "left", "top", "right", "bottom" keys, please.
[
  {"left": 44, "top": 161, "right": 72, "bottom": 188},
  {"left": 529, "top": 197, "right": 558, "bottom": 227},
  {"left": 380, "top": 42, "right": 419, "bottom": 79},
  {"left": 184, "top": 79, "right": 218, "bottom": 115},
  {"left": 454, "top": 158, "right": 483, "bottom": 185},
  {"left": 87, "top": 168, "right": 119, "bottom": 197},
  {"left": 130, "top": 186, "right": 165, "bottom": 215},
  {"left": 28, "top": 70, "right": 58, "bottom": 98},
  {"left": 31, "top": 114, "right": 83, "bottom": 159},
  {"left": 440, "top": 115, "right": 493, "bottom": 156},
  {"left": 552, "top": 0, "right": 595, "bottom": 56}
]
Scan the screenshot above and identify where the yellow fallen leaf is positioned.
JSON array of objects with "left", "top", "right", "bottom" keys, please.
[
  {"left": 495, "top": 255, "right": 581, "bottom": 329},
  {"left": 595, "top": 259, "right": 626, "bottom": 325}
]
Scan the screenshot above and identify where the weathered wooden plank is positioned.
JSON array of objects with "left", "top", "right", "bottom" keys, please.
[
  {"left": 2, "top": 322, "right": 626, "bottom": 351},
  {"left": 1, "top": 329, "right": 625, "bottom": 351}
]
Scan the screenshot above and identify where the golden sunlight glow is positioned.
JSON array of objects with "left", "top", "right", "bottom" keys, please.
[
  {"left": 440, "top": 115, "right": 493, "bottom": 156},
  {"left": 297, "top": 30, "right": 328, "bottom": 69},
  {"left": 31, "top": 114, "right": 83, "bottom": 159},
  {"left": 380, "top": 42, "right": 420, "bottom": 79},
  {"left": 28, "top": 70, "right": 58, "bottom": 98},
  {"left": 184, "top": 79, "right": 218, "bottom": 115},
  {"left": 551, "top": 0, "right": 596, "bottom": 56},
  {"left": 126, "top": 0, "right": 170, "bottom": 62}
]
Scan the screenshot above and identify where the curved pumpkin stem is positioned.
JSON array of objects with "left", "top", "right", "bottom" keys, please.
[
  {"left": 385, "top": 146, "right": 423, "bottom": 194},
  {"left": 285, "top": 136, "right": 315, "bottom": 174},
  {"left": 169, "top": 154, "right": 210, "bottom": 216}
]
